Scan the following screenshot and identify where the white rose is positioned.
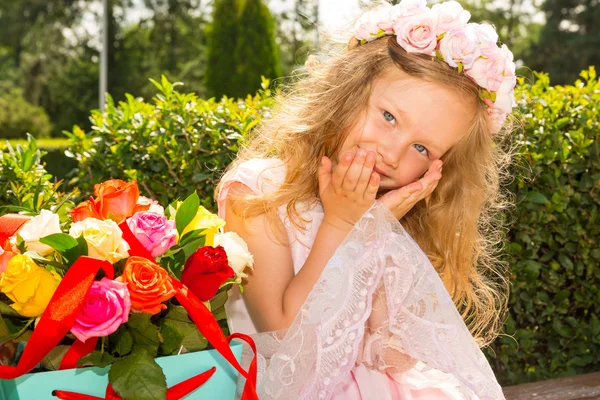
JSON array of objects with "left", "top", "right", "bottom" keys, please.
[
  {"left": 12, "top": 210, "right": 61, "bottom": 256},
  {"left": 432, "top": 1, "right": 471, "bottom": 34},
  {"left": 69, "top": 218, "right": 130, "bottom": 263},
  {"left": 214, "top": 232, "right": 254, "bottom": 279}
]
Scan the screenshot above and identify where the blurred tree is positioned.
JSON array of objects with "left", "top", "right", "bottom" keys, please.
[
  {"left": 233, "top": 0, "right": 282, "bottom": 96},
  {"left": 204, "top": 0, "right": 240, "bottom": 98},
  {"left": 272, "top": 0, "right": 319, "bottom": 76},
  {"left": 205, "top": 0, "right": 281, "bottom": 99},
  {"left": 525, "top": 0, "right": 600, "bottom": 84}
]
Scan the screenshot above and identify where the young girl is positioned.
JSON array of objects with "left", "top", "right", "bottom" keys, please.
[{"left": 216, "top": 1, "right": 515, "bottom": 398}]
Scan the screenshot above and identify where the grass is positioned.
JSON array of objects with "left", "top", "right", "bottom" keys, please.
[{"left": 2, "top": 137, "right": 70, "bottom": 148}]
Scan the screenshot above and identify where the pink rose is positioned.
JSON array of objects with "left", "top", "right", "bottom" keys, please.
[
  {"left": 375, "top": 7, "right": 397, "bottom": 34},
  {"left": 493, "top": 74, "right": 517, "bottom": 114},
  {"left": 438, "top": 25, "right": 481, "bottom": 69},
  {"left": 472, "top": 23, "right": 500, "bottom": 57},
  {"left": 126, "top": 212, "right": 176, "bottom": 258},
  {"left": 70, "top": 278, "right": 131, "bottom": 342},
  {"left": 432, "top": 1, "right": 471, "bottom": 34},
  {"left": 355, "top": 10, "right": 384, "bottom": 42},
  {"left": 488, "top": 108, "right": 508, "bottom": 133},
  {"left": 395, "top": 0, "right": 428, "bottom": 17},
  {"left": 465, "top": 47, "right": 511, "bottom": 92},
  {"left": 394, "top": 8, "right": 438, "bottom": 55}
]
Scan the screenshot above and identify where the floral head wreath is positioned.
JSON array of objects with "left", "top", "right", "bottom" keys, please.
[{"left": 353, "top": 0, "right": 517, "bottom": 134}]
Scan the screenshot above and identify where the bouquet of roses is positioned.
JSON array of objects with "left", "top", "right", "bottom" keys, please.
[{"left": 0, "top": 179, "right": 257, "bottom": 400}]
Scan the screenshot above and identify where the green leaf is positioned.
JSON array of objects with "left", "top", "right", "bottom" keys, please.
[
  {"left": 110, "top": 327, "right": 134, "bottom": 356},
  {"left": 109, "top": 349, "right": 167, "bottom": 400},
  {"left": 160, "top": 305, "right": 207, "bottom": 354},
  {"left": 178, "top": 229, "right": 204, "bottom": 247},
  {"left": 76, "top": 235, "right": 89, "bottom": 257},
  {"left": 175, "top": 192, "right": 199, "bottom": 237},
  {"left": 39, "top": 233, "right": 81, "bottom": 264},
  {"left": 39, "top": 233, "right": 78, "bottom": 252},
  {"left": 0, "top": 302, "right": 22, "bottom": 318},
  {"left": 210, "top": 289, "right": 229, "bottom": 311},
  {"left": 180, "top": 236, "right": 205, "bottom": 261},
  {"left": 125, "top": 314, "right": 160, "bottom": 357},
  {"left": 77, "top": 350, "right": 115, "bottom": 368},
  {"left": 524, "top": 191, "right": 549, "bottom": 204}
]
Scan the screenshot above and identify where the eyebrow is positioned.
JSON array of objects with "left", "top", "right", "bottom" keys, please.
[{"left": 382, "top": 100, "right": 445, "bottom": 156}]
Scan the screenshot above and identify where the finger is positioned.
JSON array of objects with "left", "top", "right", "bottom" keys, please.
[
  {"left": 331, "top": 152, "right": 354, "bottom": 189},
  {"left": 364, "top": 171, "right": 380, "bottom": 201},
  {"left": 379, "top": 182, "right": 421, "bottom": 209},
  {"left": 357, "top": 151, "right": 376, "bottom": 195},
  {"left": 342, "top": 148, "right": 367, "bottom": 192},
  {"left": 424, "top": 160, "right": 443, "bottom": 177},
  {"left": 317, "top": 156, "right": 332, "bottom": 195}
]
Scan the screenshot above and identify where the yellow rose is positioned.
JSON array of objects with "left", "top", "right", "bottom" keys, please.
[
  {"left": 178, "top": 204, "right": 225, "bottom": 247},
  {"left": 0, "top": 254, "right": 61, "bottom": 317}
]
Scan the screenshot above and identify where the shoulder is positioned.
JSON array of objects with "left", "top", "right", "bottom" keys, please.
[{"left": 220, "top": 158, "right": 286, "bottom": 197}]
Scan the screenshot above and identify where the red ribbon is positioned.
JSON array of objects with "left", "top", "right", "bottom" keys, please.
[
  {"left": 0, "top": 257, "right": 114, "bottom": 379},
  {"left": 0, "top": 214, "right": 30, "bottom": 248},
  {"left": 52, "top": 367, "right": 217, "bottom": 400},
  {"left": 59, "top": 338, "right": 99, "bottom": 370}
]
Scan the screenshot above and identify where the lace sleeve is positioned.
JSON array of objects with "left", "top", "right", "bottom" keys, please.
[{"left": 244, "top": 202, "right": 504, "bottom": 400}]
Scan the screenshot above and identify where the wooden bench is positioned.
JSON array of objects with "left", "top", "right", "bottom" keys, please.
[{"left": 503, "top": 372, "right": 600, "bottom": 400}]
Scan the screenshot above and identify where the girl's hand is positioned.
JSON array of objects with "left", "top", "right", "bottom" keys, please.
[
  {"left": 318, "top": 149, "right": 380, "bottom": 231},
  {"left": 379, "top": 160, "right": 443, "bottom": 220}
]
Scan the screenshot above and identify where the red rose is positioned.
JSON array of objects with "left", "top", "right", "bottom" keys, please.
[{"left": 181, "top": 246, "right": 234, "bottom": 301}]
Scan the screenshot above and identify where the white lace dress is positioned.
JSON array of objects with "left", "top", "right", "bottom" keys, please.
[{"left": 217, "top": 159, "right": 505, "bottom": 400}]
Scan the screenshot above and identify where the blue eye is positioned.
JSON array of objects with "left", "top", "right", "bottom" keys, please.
[
  {"left": 383, "top": 110, "right": 396, "bottom": 125},
  {"left": 414, "top": 144, "right": 429, "bottom": 157}
]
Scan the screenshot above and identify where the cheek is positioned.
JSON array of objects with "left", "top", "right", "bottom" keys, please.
[{"left": 390, "top": 158, "right": 429, "bottom": 187}]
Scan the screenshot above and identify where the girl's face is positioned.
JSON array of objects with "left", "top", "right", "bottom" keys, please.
[{"left": 338, "top": 69, "right": 475, "bottom": 191}]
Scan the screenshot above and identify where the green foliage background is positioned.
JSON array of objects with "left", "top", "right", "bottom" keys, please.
[
  {"left": 66, "top": 75, "right": 275, "bottom": 208},
  {"left": 487, "top": 67, "right": 600, "bottom": 385}
]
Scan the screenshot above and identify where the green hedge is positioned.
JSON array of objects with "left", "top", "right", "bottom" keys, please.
[
  {"left": 67, "top": 70, "right": 600, "bottom": 385},
  {"left": 67, "top": 76, "right": 275, "bottom": 208},
  {"left": 487, "top": 67, "right": 600, "bottom": 385},
  {"left": 0, "top": 135, "right": 72, "bottom": 215}
]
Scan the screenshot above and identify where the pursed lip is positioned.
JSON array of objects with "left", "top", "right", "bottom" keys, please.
[{"left": 373, "top": 166, "right": 388, "bottom": 178}]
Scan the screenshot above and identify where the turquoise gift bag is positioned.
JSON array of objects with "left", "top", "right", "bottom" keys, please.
[{"left": 0, "top": 341, "right": 243, "bottom": 400}]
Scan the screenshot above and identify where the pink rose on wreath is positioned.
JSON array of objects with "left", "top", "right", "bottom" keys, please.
[
  {"left": 432, "top": 1, "right": 471, "bottom": 33},
  {"left": 438, "top": 26, "right": 481, "bottom": 70},
  {"left": 394, "top": 8, "right": 438, "bottom": 55},
  {"left": 70, "top": 278, "right": 131, "bottom": 343},
  {"left": 126, "top": 212, "right": 177, "bottom": 258}
]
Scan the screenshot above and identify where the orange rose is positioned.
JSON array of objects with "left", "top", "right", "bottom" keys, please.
[
  {"left": 70, "top": 180, "right": 149, "bottom": 224},
  {"left": 94, "top": 180, "right": 143, "bottom": 223},
  {"left": 70, "top": 198, "right": 102, "bottom": 222},
  {"left": 116, "top": 256, "right": 175, "bottom": 314}
]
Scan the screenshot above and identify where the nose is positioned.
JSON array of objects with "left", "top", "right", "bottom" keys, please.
[{"left": 378, "top": 135, "right": 409, "bottom": 169}]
